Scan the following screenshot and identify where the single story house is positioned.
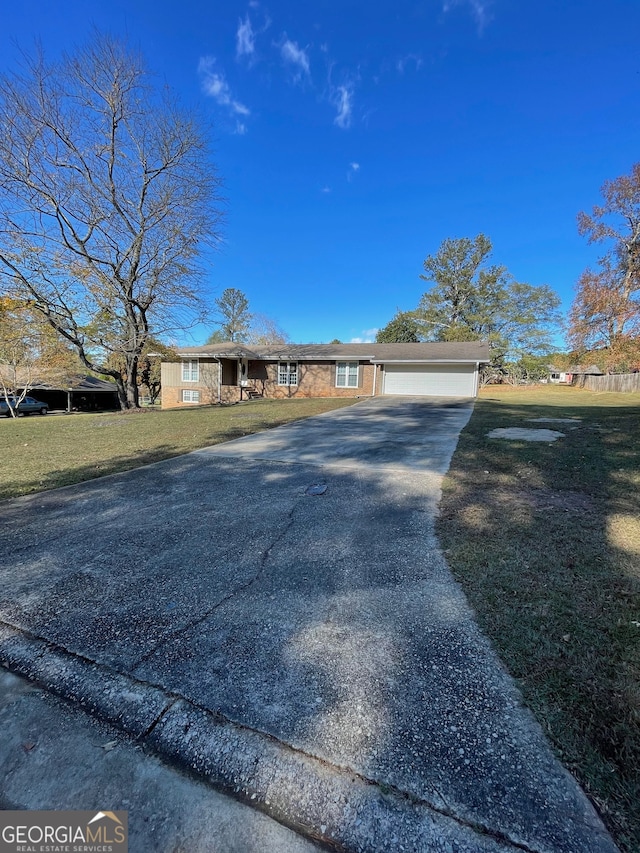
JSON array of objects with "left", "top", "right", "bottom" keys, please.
[
  {"left": 548, "top": 364, "right": 604, "bottom": 385},
  {"left": 161, "top": 341, "right": 491, "bottom": 408},
  {"left": 548, "top": 366, "right": 573, "bottom": 384}
]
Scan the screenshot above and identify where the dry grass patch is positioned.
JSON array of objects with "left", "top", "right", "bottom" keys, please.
[
  {"left": 0, "top": 398, "right": 357, "bottom": 502},
  {"left": 438, "top": 385, "right": 640, "bottom": 852}
]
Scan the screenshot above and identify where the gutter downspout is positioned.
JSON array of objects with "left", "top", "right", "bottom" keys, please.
[{"left": 215, "top": 357, "right": 222, "bottom": 404}]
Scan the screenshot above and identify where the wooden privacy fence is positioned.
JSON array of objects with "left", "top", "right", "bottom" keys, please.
[{"left": 581, "top": 373, "right": 640, "bottom": 393}]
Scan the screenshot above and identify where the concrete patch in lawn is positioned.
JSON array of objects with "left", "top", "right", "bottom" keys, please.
[
  {"left": 487, "top": 427, "right": 565, "bottom": 442},
  {"left": 0, "top": 398, "right": 619, "bottom": 853},
  {"left": 527, "top": 417, "right": 582, "bottom": 425}
]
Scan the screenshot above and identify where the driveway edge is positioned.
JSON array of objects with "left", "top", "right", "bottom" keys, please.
[{"left": 0, "top": 620, "right": 563, "bottom": 853}]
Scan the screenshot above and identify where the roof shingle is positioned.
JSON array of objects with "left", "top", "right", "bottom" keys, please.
[{"left": 175, "top": 341, "right": 490, "bottom": 363}]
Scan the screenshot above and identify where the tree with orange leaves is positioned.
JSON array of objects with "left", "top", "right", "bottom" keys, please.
[
  {"left": 569, "top": 164, "right": 640, "bottom": 371},
  {"left": 0, "top": 296, "right": 81, "bottom": 414}
]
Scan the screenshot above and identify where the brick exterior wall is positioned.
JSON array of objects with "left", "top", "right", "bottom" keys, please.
[
  {"left": 246, "top": 360, "right": 374, "bottom": 398},
  {"left": 161, "top": 358, "right": 370, "bottom": 408},
  {"left": 161, "top": 360, "right": 238, "bottom": 409}
]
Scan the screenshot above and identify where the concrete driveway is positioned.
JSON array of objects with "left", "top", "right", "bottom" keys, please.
[{"left": 0, "top": 397, "right": 617, "bottom": 852}]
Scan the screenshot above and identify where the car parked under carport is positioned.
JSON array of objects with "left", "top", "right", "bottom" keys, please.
[{"left": 0, "top": 396, "right": 49, "bottom": 417}]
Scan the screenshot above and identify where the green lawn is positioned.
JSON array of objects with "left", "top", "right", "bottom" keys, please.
[
  {"left": 438, "top": 385, "right": 640, "bottom": 852},
  {"left": 3, "top": 386, "right": 638, "bottom": 847},
  {"left": 0, "top": 398, "right": 357, "bottom": 502}
]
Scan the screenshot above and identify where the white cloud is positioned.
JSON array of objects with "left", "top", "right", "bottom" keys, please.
[
  {"left": 198, "top": 56, "right": 250, "bottom": 117},
  {"left": 396, "top": 54, "right": 423, "bottom": 74},
  {"left": 321, "top": 186, "right": 331, "bottom": 193},
  {"left": 235, "top": 121, "right": 248, "bottom": 135},
  {"left": 332, "top": 84, "right": 354, "bottom": 129},
  {"left": 279, "top": 36, "right": 310, "bottom": 81},
  {"left": 236, "top": 15, "right": 255, "bottom": 60},
  {"left": 347, "top": 162, "right": 360, "bottom": 182},
  {"left": 350, "top": 330, "right": 378, "bottom": 343},
  {"left": 443, "top": 0, "right": 491, "bottom": 33}
]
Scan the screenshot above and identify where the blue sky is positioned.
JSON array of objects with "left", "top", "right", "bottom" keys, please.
[{"left": 1, "top": 1, "right": 639, "bottom": 346}]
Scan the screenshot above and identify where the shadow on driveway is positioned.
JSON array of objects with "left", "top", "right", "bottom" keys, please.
[{"left": 0, "top": 397, "right": 618, "bottom": 852}]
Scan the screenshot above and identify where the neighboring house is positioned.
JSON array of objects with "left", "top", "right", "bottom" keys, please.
[
  {"left": 548, "top": 364, "right": 604, "bottom": 385},
  {"left": 160, "top": 341, "right": 491, "bottom": 408},
  {"left": 548, "top": 366, "right": 573, "bottom": 384}
]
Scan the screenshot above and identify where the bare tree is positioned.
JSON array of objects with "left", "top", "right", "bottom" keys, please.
[
  {"left": 0, "top": 35, "right": 224, "bottom": 409},
  {"left": 246, "top": 313, "right": 289, "bottom": 345}
]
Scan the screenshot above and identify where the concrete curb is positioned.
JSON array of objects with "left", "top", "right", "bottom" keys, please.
[
  {"left": 0, "top": 621, "right": 545, "bottom": 853},
  {"left": 0, "top": 622, "right": 171, "bottom": 737}
]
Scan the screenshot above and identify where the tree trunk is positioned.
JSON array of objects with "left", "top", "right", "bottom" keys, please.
[
  {"left": 126, "top": 356, "right": 140, "bottom": 408},
  {"left": 126, "top": 381, "right": 139, "bottom": 408},
  {"left": 114, "top": 376, "right": 128, "bottom": 411}
]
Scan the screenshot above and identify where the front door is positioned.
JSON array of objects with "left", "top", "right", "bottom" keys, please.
[{"left": 239, "top": 358, "right": 249, "bottom": 386}]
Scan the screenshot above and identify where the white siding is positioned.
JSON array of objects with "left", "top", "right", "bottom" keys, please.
[{"left": 383, "top": 364, "right": 477, "bottom": 397}]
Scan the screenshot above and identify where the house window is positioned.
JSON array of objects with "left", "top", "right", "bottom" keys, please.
[
  {"left": 182, "top": 389, "right": 200, "bottom": 403},
  {"left": 336, "top": 361, "right": 359, "bottom": 388},
  {"left": 278, "top": 362, "right": 298, "bottom": 385},
  {"left": 182, "top": 359, "right": 199, "bottom": 382}
]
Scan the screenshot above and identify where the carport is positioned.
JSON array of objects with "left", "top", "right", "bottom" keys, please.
[{"left": 23, "top": 376, "right": 119, "bottom": 412}]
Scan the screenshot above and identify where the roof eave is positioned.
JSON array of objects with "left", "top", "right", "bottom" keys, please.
[
  {"left": 370, "top": 358, "right": 489, "bottom": 365},
  {"left": 179, "top": 354, "right": 490, "bottom": 363}
]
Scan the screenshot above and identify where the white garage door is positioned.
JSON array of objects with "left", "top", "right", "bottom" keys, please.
[{"left": 383, "top": 363, "right": 476, "bottom": 397}]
